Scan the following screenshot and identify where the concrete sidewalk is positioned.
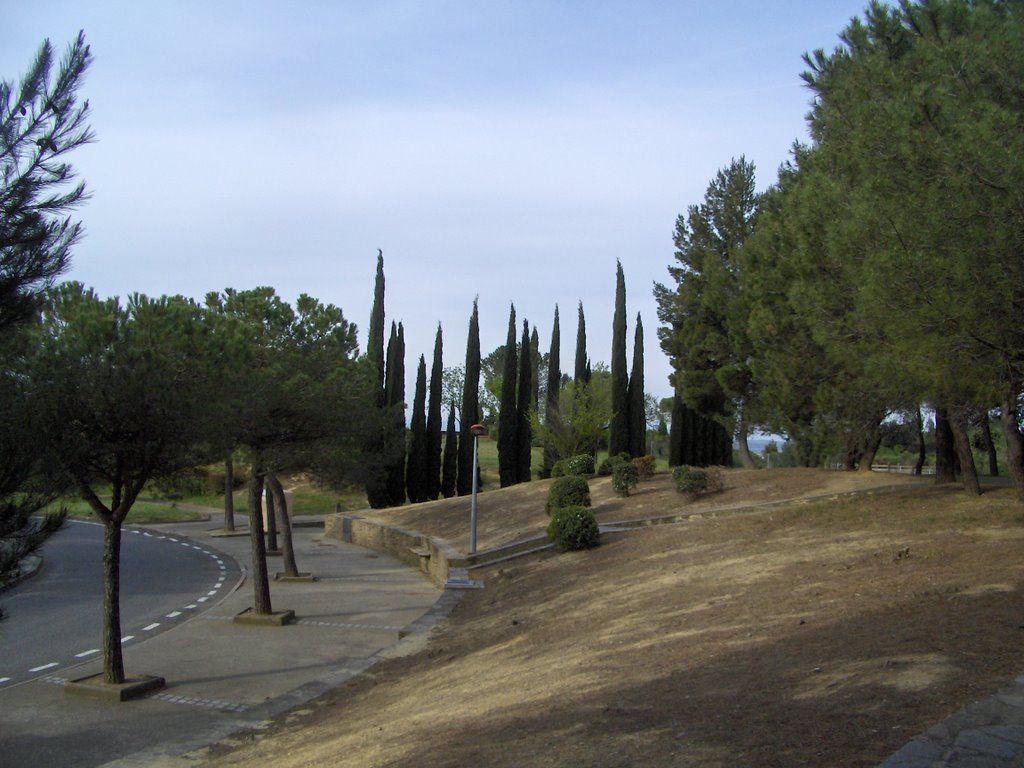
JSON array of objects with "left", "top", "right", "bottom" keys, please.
[
  {"left": 880, "top": 673, "right": 1024, "bottom": 767},
  {"left": 0, "top": 516, "right": 455, "bottom": 768}
]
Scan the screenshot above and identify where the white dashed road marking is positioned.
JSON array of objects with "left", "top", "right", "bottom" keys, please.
[{"left": 5, "top": 528, "right": 236, "bottom": 686}]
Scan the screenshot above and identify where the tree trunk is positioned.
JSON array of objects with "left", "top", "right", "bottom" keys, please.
[
  {"left": 1000, "top": 394, "right": 1024, "bottom": 503},
  {"left": 949, "top": 405, "right": 981, "bottom": 496},
  {"left": 267, "top": 473, "right": 299, "bottom": 577},
  {"left": 934, "top": 406, "right": 957, "bottom": 484},
  {"left": 265, "top": 482, "right": 279, "bottom": 553},
  {"left": 735, "top": 418, "right": 756, "bottom": 469},
  {"left": 977, "top": 414, "right": 999, "bottom": 476},
  {"left": 858, "top": 433, "right": 882, "bottom": 472},
  {"left": 102, "top": 519, "right": 125, "bottom": 684},
  {"left": 223, "top": 453, "right": 235, "bottom": 532},
  {"left": 247, "top": 466, "right": 272, "bottom": 615},
  {"left": 914, "top": 407, "right": 926, "bottom": 476}
]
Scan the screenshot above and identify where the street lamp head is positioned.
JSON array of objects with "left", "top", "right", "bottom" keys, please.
[{"left": 470, "top": 423, "right": 488, "bottom": 437}]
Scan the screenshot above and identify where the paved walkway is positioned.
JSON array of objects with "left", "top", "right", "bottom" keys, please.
[
  {"left": 0, "top": 515, "right": 454, "bottom": 768},
  {"left": 880, "top": 673, "right": 1024, "bottom": 767}
]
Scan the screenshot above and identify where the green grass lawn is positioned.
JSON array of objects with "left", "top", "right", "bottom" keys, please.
[{"left": 54, "top": 497, "right": 207, "bottom": 524}]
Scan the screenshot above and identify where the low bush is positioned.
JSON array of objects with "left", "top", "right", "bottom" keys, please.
[
  {"left": 597, "top": 452, "right": 632, "bottom": 477},
  {"left": 612, "top": 462, "right": 639, "bottom": 497},
  {"left": 632, "top": 454, "right": 656, "bottom": 480},
  {"left": 551, "top": 453, "right": 596, "bottom": 478},
  {"left": 547, "top": 505, "right": 600, "bottom": 551},
  {"left": 546, "top": 475, "right": 591, "bottom": 514},
  {"left": 673, "top": 465, "right": 724, "bottom": 498}
]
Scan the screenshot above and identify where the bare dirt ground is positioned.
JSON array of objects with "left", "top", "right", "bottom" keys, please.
[{"left": 199, "top": 468, "right": 1024, "bottom": 767}]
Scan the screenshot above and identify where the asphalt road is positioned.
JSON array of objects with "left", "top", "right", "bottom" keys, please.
[{"left": 0, "top": 519, "right": 240, "bottom": 689}]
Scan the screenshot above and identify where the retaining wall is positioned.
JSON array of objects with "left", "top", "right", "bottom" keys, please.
[{"left": 323, "top": 515, "right": 465, "bottom": 588}]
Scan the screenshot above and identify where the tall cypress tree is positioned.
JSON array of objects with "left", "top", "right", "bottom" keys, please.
[
  {"left": 406, "top": 355, "right": 428, "bottom": 503},
  {"left": 384, "top": 322, "right": 406, "bottom": 506},
  {"left": 441, "top": 404, "right": 458, "bottom": 498},
  {"left": 609, "top": 260, "right": 630, "bottom": 456},
  {"left": 516, "top": 318, "right": 533, "bottom": 483},
  {"left": 542, "top": 306, "right": 561, "bottom": 478},
  {"left": 574, "top": 301, "right": 588, "bottom": 384},
  {"left": 426, "top": 324, "right": 443, "bottom": 500},
  {"left": 367, "top": 250, "right": 386, "bottom": 402},
  {"left": 628, "top": 312, "right": 646, "bottom": 457},
  {"left": 364, "top": 252, "right": 390, "bottom": 508},
  {"left": 497, "top": 304, "right": 519, "bottom": 487},
  {"left": 457, "top": 299, "right": 481, "bottom": 496},
  {"left": 530, "top": 325, "right": 540, "bottom": 415}
]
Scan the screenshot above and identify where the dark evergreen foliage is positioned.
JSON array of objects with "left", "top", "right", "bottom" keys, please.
[
  {"left": 367, "top": 250, "right": 386, "bottom": 399},
  {"left": 669, "top": 393, "right": 731, "bottom": 468},
  {"left": 406, "top": 355, "right": 428, "bottom": 503},
  {"left": 384, "top": 322, "right": 406, "bottom": 506},
  {"left": 457, "top": 300, "right": 481, "bottom": 496},
  {"left": 574, "top": 301, "right": 588, "bottom": 385},
  {"left": 530, "top": 325, "right": 540, "bottom": 414},
  {"left": 497, "top": 304, "right": 519, "bottom": 487},
  {"left": 609, "top": 261, "right": 630, "bottom": 457},
  {"left": 542, "top": 305, "right": 561, "bottom": 478},
  {"left": 0, "top": 32, "right": 94, "bottom": 333},
  {"left": 363, "top": 253, "right": 390, "bottom": 509},
  {"left": 425, "top": 324, "right": 443, "bottom": 500},
  {"left": 0, "top": 32, "right": 93, "bottom": 580},
  {"left": 628, "top": 312, "right": 645, "bottom": 457},
  {"left": 516, "top": 318, "right": 533, "bottom": 483}
]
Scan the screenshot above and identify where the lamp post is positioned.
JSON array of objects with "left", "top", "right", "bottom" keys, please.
[{"left": 468, "top": 423, "right": 487, "bottom": 555}]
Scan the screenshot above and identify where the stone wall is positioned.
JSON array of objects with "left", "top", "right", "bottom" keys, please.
[{"left": 323, "top": 515, "right": 464, "bottom": 588}]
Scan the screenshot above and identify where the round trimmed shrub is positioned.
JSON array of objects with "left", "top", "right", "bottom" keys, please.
[
  {"left": 551, "top": 453, "right": 594, "bottom": 478},
  {"left": 631, "top": 454, "right": 656, "bottom": 480},
  {"left": 597, "top": 452, "right": 631, "bottom": 477},
  {"left": 673, "top": 465, "right": 708, "bottom": 496},
  {"left": 545, "top": 475, "right": 591, "bottom": 514},
  {"left": 612, "top": 461, "right": 639, "bottom": 497},
  {"left": 547, "top": 506, "right": 600, "bottom": 551},
  {"left": 564, "top": 453, "right": 595, "bottom": 476},
  {"left": 672, "top": 466, "right": 724, "bottom": 497}
]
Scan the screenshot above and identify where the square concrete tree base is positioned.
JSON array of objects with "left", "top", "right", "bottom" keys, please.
[
  {"left": 65, "top": 673, "right": 166, "bottom": 702},
  {"left": 274, "top": 572, "right": 315, "bottom": 582},
  {"left": 233, "top": 607, "right": 295, "bottom": 626},
  {"left": 210, "top": 528, "right": 250, "bottom": 538}
]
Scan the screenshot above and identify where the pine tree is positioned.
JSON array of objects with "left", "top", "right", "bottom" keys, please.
[
  {"left": 609, "top": 260, "right": 630, "bottom": 456},
  {"left": 628, "top": 312, "right": 646, "bottom": 457},
  {"left": 441, "top": 404, "right": 458, "bottom": 498},
  {"left": 406, "top": 355, "right": 428, "bottom": 503},
  {"left": 516, "top": 318, "right": 533, "bottom": 483},
  {"left": 425, "top": 324, "right": 443, "bottom": 500},
  {"left": 541, "top": 306, "right": 561, "bottom": 478},
  {"left": 457, "top": 299, "right": 481, "bottom": 496},
  {"left": 497, "top": 304, "right": 519, "bottom": 487},
  {"left": 669, "top": 392, "right": 684, "bottom": 467}
]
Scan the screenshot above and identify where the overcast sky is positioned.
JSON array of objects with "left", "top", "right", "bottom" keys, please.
[{"left": 2, "top": 1, "right": 869, "bottom": 401}]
